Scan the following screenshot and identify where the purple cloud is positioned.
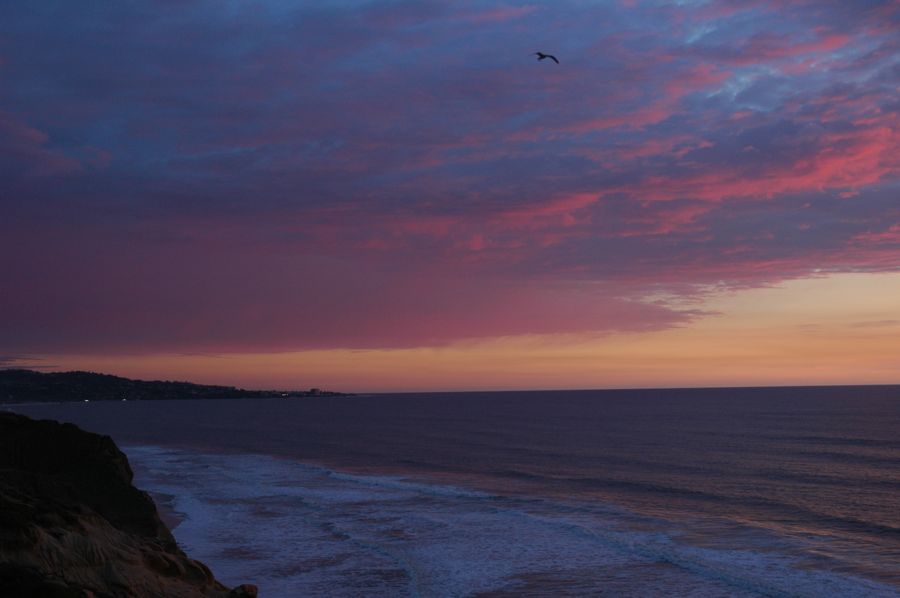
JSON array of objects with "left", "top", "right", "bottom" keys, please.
[{"left": 0, "top": 0, "right": 898, "bottom": 354}]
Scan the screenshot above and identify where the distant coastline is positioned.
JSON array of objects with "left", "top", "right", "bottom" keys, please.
[{"left": 0, "top": 368, "right": 348, "bottom": 404}]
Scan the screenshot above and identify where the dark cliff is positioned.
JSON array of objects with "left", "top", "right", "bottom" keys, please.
[{"left": 0, "top": 411, "right": 257, "bottom": 598}]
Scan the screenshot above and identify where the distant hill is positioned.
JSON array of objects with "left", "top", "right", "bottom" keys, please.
[{"left": 0, "top": 369, "right": 345, "bottom": 403}]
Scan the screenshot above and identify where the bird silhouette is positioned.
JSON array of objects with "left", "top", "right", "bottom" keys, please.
[{"left": 534, "top": 52, "right": 559, "bottom": 64}]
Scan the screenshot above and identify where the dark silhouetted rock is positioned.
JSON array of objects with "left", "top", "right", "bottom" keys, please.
[{"left": 0, "top": 411, "right": 257, "bottom": 597}]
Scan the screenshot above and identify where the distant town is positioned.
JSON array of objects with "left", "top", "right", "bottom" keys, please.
[{"left": 0, "top": 369, "right": 348, "bottom": 404}]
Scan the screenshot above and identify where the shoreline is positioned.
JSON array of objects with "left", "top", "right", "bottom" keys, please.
[
  {"left": 129, "top": 456, "right": 187, "bottom": 532},
  {"left": 149, "top": 490, "right": 186, "bottom": 532}
]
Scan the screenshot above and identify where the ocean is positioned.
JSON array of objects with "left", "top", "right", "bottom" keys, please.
[{"left": 12, "top": 386, "right": 900, "bottom": 597}]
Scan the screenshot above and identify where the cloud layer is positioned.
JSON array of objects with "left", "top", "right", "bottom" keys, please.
[{"left": 1, "top": 0, "right": 898, "bottom": 354}]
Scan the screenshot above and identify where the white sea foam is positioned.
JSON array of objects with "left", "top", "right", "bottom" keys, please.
[{"left": 126, "top": 445, "right": 900, "bottom": 598}]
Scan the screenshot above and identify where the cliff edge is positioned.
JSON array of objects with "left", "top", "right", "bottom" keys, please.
[{"left": 0, "top": 411, "right": 257, "bottom": 598}]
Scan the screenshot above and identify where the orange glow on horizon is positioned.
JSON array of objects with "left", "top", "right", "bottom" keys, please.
[{"left": 32, "top": 272, "right": 900, "bottom": 393}]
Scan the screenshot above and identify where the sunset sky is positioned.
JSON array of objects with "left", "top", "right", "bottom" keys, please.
[{"left": 1, "top": 0, "right": 898, "bottom": 391}]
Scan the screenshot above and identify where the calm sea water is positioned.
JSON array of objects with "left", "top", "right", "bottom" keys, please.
[{"left": 12, "top": 386, "right": 900, "bottom": 597}]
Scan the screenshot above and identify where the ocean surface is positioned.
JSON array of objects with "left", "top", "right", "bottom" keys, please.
[{"left": 11, "top": 386, "right": 900, "bottom": 597}]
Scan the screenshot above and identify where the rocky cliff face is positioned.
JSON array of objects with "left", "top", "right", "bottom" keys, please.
[{"left": 0, "top": 411, "right": 257, "bottom": 598}]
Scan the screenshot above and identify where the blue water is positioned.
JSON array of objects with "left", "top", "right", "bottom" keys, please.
[{"left": 13, "top": 386, "right": 900, "bottom": 597}]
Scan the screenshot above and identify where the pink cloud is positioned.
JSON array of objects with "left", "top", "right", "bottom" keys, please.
[
  {"left": 461, "top": 5, "right": 538, "bottom": 23},
  {"left": 0, "top": 111, "right": 82, "bottom": 177},
  {"left": 498, "top": 192, "right": 599, "bottom": 226},
  {"left": 628, "top": 118, "right": 899, "bottom": 204},
  {"left": 2, "top": 0, "right": 899, "bottom": 359},
  {"left": 567, "top": 102, "right": 675, "bottom": 133},
  {"left": 0, "top": 224, "right": 694, "bottom": 354},
  {"left": 852, "top": 224, "right": 900, "bottom": 245}
]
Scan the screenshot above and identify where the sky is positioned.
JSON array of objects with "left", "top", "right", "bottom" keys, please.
[{"left": 1, "top": 0, "right": 898, "bottom": 391}]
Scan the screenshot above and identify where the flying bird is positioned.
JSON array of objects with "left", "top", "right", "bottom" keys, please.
[{"left": 534, "top": 52, "right": 559, "bottom": 64}]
